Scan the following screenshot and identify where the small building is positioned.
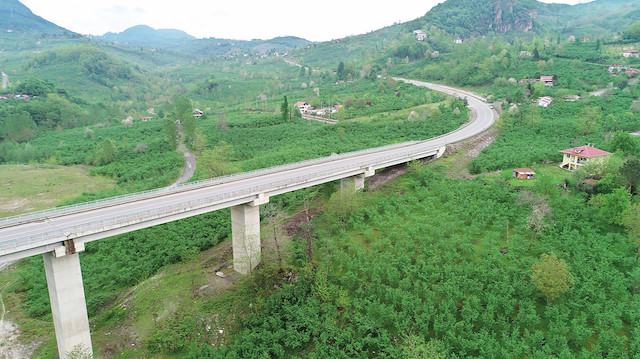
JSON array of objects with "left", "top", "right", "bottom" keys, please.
[
  {"left": 140, "top": 116, "right": 152, "bottom": 121},
  {"left": 194, "top": 109, "right": 204, "bottom": 118},
  {"left": 519, "top": 78, "right": 540, "bottom": 84},
  {"left": 295, "top": 101, "right": 310, "bottom": 114},
  {"left": 540, "top": 76, "right": 554, "bottom": 87},
  {"left": 455, "top": 37, "right": 463, "bottom": 44},
  {"left": 564, "top": 95, "right": 580, "bottom": 102},
  {"left": 626, "top": 68, "right": 638, "bottom": 76},
  {"left": 513, "top": 168, "right": 536, "bottom": 179},
  {"left": 520, "top": 50, "right": 532, "bottom": 56},
  {"left": 413, "top": 30, "right": 427, "bottom": 41},
  {"left": 537, "top": 96, "right": 552, "bottom": 107},
  {"left": 559, "top": 145, "right": 612, "bottom": 171},
  {"left": 623, "top": 50, "right": 639, "bottom": 58}
]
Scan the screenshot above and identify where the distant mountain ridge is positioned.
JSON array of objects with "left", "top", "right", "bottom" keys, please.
[
  {"left": 0, "top": 0, "right": 71, "bottom": 34},
  {"left": 100, "top": 25, "right": 196, "bottom": 48},
  {"left": 414, "top": 0, "right": 639, "bottom": 37},
  {"left": 99, "top": 25, "right": 312, "bottom": 56}
]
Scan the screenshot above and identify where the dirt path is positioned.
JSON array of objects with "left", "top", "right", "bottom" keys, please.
[{"left": 169, "top": 124, "right": 197, "bottom": 187}]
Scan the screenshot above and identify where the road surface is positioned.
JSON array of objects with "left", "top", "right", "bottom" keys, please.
[{"left": 0, "top": 79, "right": 496, "bottom": 263}]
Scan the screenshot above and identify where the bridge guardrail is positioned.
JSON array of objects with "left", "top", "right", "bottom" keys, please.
[
  {"left": 1, "top": 141, "right": 447, "bottom": 254},
  {"left": 0, "top": 140, "right": 423, "bottom": 227}
]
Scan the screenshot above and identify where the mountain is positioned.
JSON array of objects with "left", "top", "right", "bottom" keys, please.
[
  {"left": 0, "top": 0, "right": 71, "bottom": 34},
  {"left": 100, "top": 25, "right": 196, "bottom": 48},
  {"left": 412, "top": 0, "right": 638, "bottom": 37}
]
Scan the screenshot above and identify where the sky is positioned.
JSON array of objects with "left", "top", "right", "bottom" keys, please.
[{"left": 20, "top": 0, "right": 593, "bottom": 42}]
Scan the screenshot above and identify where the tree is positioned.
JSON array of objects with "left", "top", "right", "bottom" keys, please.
[
  {"left": 589, "top": 187, "right": 632, "bottom": 231},
  {"left": 610, "top": 131, "right": 639, "bottom": 156},
  {"left": 94, "top": 138, "right": 116, "bottom": 165},
  {"left": 0, "top": 111, "right": 36, "bottom": 143},
  {"left": 199, "top": 141, "right": 239, "bottom": 178},
  {"left": 517, "top": 191, "right": 551, "bottom": 241},
  {"left": 163, "top": 117, "right": 178, "bottom": 149},
  {"left": 531, "top": 252, "right": 574, "bottom": 304},
  {"left": 337, "top": 61, "right": 345, "bottom": 80},
  {"left": 263, "top": 203, "right": 285, "bottom": 270},
  {"left": 623, "top": 21, "right": 640, "bottom": 42},
  {"left": 620, "top": 158, "right": 640, "bottom": 193},
  {"left": 622, "top": 203, "right": 640, "bottom": 263},
  {"left": 280, "top": 96, "right": 290, "bottom": 122}
]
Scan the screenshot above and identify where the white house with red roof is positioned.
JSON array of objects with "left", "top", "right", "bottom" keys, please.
[
  {"left": 537, "top": 96, "right": 552, "bottom": 107},
  {"left": 623, "top": 50, "right": 639, "bottom": 58},
  {"left": 295, "top": 101, "right": 310, "bottom": 114},
  {"left": 540, "top": 76, "right": 554, "bottom": 86},
  {"left": 559, "top": 145, "right": 612, "bottom": 171}
]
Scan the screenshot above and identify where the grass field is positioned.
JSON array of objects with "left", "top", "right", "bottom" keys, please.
[{"left": 0, "top": 164, "right": 115, "bottom": 218}]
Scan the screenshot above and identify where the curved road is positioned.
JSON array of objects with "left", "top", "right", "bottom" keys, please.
[{"left": 0, "top": 80, "right": 496, "bottom": 262}]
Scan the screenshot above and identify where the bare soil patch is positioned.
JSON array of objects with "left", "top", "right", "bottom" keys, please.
[{"left": 441, "top": 125, "right": 499, "bottom": 179}]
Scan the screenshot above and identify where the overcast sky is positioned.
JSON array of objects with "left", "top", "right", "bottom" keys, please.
[{"left": 21, "top": 0, "right": 592, "bottom": 42}]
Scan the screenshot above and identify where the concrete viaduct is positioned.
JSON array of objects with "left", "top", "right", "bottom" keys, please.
[{"left": 0, "top": 79, "right": 495, "bottom": 358}]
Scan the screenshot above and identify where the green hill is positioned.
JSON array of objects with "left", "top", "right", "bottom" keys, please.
[
  {"left": 0, "top": 0, "right": 71, "bottom": 34},
  {"left": 100, "top": 25, "right": 196, "bottom": 48},
  {"left": 411, "top": 0, "right": 639, "bottom": 38}
]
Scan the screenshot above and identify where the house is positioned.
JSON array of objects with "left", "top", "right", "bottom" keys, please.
[
  {"left": 623, "top": 50, "right": 639, "bottom": 58},
  {"left": 626, "top": 68, "right": 638, "bottom": 76},
  {"left": 520, "top": 50, "right": 532, "bottom": 56},
  {"left": 140, "top": 116, "right": 152, "bottom": 121},
  {"left": 295, "top": 101, "right": 310, "bottom": 114},
  {"left": 537, "top": 96, "right": 552, "bottom": 107},
  {"left": 559, "top": 145, "right": 612, "bottom": 171},
  {"left": 519, "top": 78, "right": 540, "bottom": 84},
  {"left": 194, "top": 109, "right": 204, "bottom": 118},
  {"left": 413, "top": 30, "right": 427, "bottom": 41},
  {"left": 540, "top": 76, "right": 554, "bottom": 87},
  {"left": 564, "top": 95, "right": 581, "bottom": 102},
  {"left": 455, "top": 37, "right": 463, "bottom": 44},
  {"left": 513, "top": 168, "right": 536, "bottom": 179}
]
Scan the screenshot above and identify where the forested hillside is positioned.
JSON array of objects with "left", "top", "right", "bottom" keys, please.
[
  {"left": 0, "top": 0, "right": 71, "bottom": 34},
  {"left": 1, "top": 0, "right": 640, "bottom": 357}
]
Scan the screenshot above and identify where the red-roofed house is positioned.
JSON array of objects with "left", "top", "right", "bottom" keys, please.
[
  {"left": 537, "top": 96, "right": 553, "bottom": 107},
  {"left": 623, "top": 50, "right": 639, "bottom": 58},
  {"left": 295, "top": 101, "right": 310, "bottom": 113},
  {"left": 513, "top": 168, "right": 536, "bottom": 179},
  {"left": 559, "top": 145, "right": 612, "bottom": 171},
  {"left": 540, "top": 76, "right": 554, "bottom": 86}
]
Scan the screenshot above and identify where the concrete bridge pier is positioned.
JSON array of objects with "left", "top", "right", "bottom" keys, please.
[
  {"left": 43, "top": 241, "right": 93, "bottom": 359},
  {"left": 340, "top": 167, "right": 375, "bottom": 192},
  {"left": 231, "top": 194, "right": 269, "bottom": 274}
]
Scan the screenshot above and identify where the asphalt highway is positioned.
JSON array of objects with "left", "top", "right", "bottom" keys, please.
[{"left": 0, "top": 79, "right": 496, "bottom": 262}]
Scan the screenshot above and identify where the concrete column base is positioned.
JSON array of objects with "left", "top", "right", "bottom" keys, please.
[
  {"left": 340, "top": 174, "right": 366, "bottom": 192},
  {"left": 43, "top": 252, "right": 93, "bottom": 359},
  {"left": 231, "top": 203, "right": 262, "bottom": 274}
]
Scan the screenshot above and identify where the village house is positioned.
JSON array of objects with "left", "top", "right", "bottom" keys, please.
[
  {"left": 413, "top": 30, "right": 427, "bottom": 41},
  {"left": 564, "top": 95, "right": 581, "bottom": 102},
  {"left": 537, "top": 96, "right": 552, "bottom": 107},
  {"left": 455, "top": 37, "right": 463, "bottom": 44},
  {"left": 520, "top": 50, "right": 532, "bottom": 56},
  {"left": 295, "top": 101, "right": 311, "bottom": 114},
  {"left": 513, "top": 168, "right": 536, "bottom": 179},
  {"left": 623, "top": 50, "right": 639, "bottom": 58},
  {"left": 559, "top": 145, "right": 612, "bottom": 171},
  {"left": 626, "top": 68, "right": 638, "bottom": 76},
  {"left": 140, "top": 116, "right": 152, "bottom": 121},
  {"left": 540, "top": 76, "right": 554, "bottom": 87},
  {"left": 194, "top": 109, "right": 204, "bottom": 118}
]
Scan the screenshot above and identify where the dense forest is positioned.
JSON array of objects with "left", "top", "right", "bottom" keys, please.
[{"left": 1, "top": 0, "right": 640, "bottom": 357}]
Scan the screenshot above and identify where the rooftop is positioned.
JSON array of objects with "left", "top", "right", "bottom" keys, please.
[{"left": 559, "top": 145, "right": 612, "bottom": 158}]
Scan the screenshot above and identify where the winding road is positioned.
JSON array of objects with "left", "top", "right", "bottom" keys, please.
[{"left": 0, "top": 80, "right": 496, "bottom": 263}]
